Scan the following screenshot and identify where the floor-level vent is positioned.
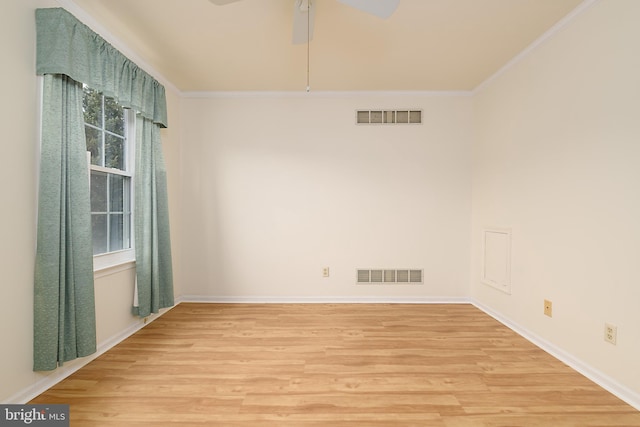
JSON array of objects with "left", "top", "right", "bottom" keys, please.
[
  {"left": 356, "top": 109, "right": 422, "bottom": 125},
  {"left": 357, "top": 269, "right": 423, "bottom": 284}
]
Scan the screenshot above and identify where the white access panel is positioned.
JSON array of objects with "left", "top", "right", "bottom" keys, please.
[{"left": 482, "top": 228, "right": 512, "bottom": 294}]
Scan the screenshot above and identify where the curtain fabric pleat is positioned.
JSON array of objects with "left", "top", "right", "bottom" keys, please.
[
  {"left": 34, "top": 7, "right": 173, "bottom": 370},
  {"left": 133, "top": 116, "right": 174, "bottom": 317},
  {"left": 34, "top": 74, "right": 97, "bottom": 371},
  {"left": 35, "top": 8, "right": 167, "bottom": 128}
]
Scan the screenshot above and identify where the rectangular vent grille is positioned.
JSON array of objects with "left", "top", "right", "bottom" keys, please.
[
  {"left": 356, "top": 109, "right": 422, "bottom": 125},
  {"left": 357, "top": 269, "right": 423, "bottom": 284}
]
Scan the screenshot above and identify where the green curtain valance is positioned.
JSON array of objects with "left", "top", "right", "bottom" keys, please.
[{"left": 36, "top": 8, "right": 168, "bottom": 128}]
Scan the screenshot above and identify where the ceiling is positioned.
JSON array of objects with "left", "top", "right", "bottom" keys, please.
[{"left": 70, "top": 0, "right": 584, "bottom": 92}]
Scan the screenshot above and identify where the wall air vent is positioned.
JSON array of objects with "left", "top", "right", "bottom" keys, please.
[
  {"left": 356, "top": 269, "right": 423, "bottom": 284},
  {"left": 356, "top": 109, "right": 422, "bottom": 125}
]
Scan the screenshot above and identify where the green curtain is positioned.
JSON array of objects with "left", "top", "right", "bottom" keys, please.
[
  {"left": 133, "top": 116, "right": 174, "bottom": 317},
  {"left": 34, "top": 74, "right": 97, "bottom": 371},
  {"left": 36, "top": 8, "right": 167, "bottom": 128},
  {"left": 34, "top": 7, "right": 174, "bottom": 370}
]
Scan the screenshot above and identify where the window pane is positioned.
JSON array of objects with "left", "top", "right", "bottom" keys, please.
[
  {"left": 83, "top": 86, "right": 102, "bottom": 127},
  {"left": 90, "top": 171, "right": 108, "bottom": 212},
  {"left": 124, "top": 212, "right": 131, "bottom": 248},
  {"left": 85, "top": 126, "right": 102, "bottom": 166},
  {"left": 104, "top": 97, "right": 125, "bottom": 136},
  {"left": 84, "top": 86, "right": 133, "bottom": 258},
  {"left": 110, "top": 174, "right": 124, "bottom": 212},
  {"left": 109, "top": 214, "right": 124, "bottom": 251},
  {"left": 105, "top": 134, "right": 125, "bottom": 170},
  {"left": 92, "top": 214, "right": 108, "bottom": 255}
]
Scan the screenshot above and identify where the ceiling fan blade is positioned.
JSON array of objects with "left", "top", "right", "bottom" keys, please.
[
  {"left": 336, "top": 0, "right": 400, "bottom": 19},
  {"left": 292, "top": 0, "right": 316, "bottom": 44},
  {"left": 209, "top": 0, "right": 243, "bottom": 5}
]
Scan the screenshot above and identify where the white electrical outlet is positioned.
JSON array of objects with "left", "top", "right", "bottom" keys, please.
[
  {"left": 604, "top": 323, "right": 617, "bottom": 345},
  {"left": 322, "top": 267, "right": 330, "bottom": 277}
]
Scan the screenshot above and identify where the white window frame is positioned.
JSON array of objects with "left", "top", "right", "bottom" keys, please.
[{"left": 87, "top": 96, "right": 136, "bottom": 273}]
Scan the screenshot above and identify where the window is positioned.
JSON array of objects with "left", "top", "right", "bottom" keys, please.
[{"left": 83, "top": 86, "right": 134, "bottom": 259}]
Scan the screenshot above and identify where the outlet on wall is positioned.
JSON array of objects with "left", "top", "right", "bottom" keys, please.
[
  {"left": 322, "top": 267, "right": 330, "bottom": 277},
  {"left": 543, "top": 299, "right": 553, "bottom": 317},
  {"left": 604, "top": 323, "right": 617, "bottom": 345}
]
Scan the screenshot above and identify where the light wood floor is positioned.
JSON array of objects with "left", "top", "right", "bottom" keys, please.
[{"left": 31, "top": 303, "right": 640, "bottom": 426}]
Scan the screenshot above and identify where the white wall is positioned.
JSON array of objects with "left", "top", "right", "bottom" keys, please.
[
  {"left": 179, "top": 94, "right": 472, "bottom": 300},
  {"left": 0, "top": 0, "right": 182, "bottom": 402},
  {"left": 0, "top": 0, "right": 54, "bottom": 403},
  {"left": 471, "top": 0, "right": 640, "bottom": 396},
  {"left": 6, "top": 0, "right": 640, "bottom": 409}
]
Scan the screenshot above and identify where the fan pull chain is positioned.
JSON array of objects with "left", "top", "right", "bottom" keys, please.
[{"left": 306, "top": 0, "right": 311, "bottom": 92}]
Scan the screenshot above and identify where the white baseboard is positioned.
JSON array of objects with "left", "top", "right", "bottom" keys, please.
[
  {"left": 471, "top": 299, "right": 640, "bottom": 411},
  {"left": 179, "top": 295, "right": 471, "bottom": 304},
  {"left": 12, "top": 297, "right": 639, "bottom": 412},
  {"left": 7, "top": 305, "right": 176, "bottom": 404}
]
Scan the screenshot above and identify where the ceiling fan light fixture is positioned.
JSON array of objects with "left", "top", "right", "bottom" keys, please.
[
  {"left": 210, "top": 0, "right": 401, "bottom": 91},
  {"left": 208, "top": 0, "right": 243, "bottom": 5},
  {"left": 297, "top": 0, "right": 312, "bottom": 13},
  {"left": 292, "top": 0, "right": 316, "bottom": 44},
  {"left": 337, "top": 0, "right": 400, "bottom": 19}
]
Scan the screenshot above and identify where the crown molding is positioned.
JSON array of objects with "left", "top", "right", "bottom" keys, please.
[
  {"left": 54, "top": 0, "right": 599, "bottom": 99},
  {"left": 473, "top": 0, "right": 600, "bottom": 95},
  {"left": 54, "top": 0, "right": 181, "bottom": 96},
  {"left": 181, "top": 90, "right": 472, "bottom": 99}
]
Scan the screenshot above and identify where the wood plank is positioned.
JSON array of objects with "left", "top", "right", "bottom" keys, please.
[{"left": 30, "top": 303, "right": 640, "bottom": 426}]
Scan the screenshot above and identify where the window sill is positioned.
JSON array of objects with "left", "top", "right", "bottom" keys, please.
[{"left": 94, "top": 249, "right": 136, "bottom": 279}]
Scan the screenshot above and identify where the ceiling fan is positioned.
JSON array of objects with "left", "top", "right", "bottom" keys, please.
[{"left": 209, "top": 0, "right": 400, "bottom": 44}]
